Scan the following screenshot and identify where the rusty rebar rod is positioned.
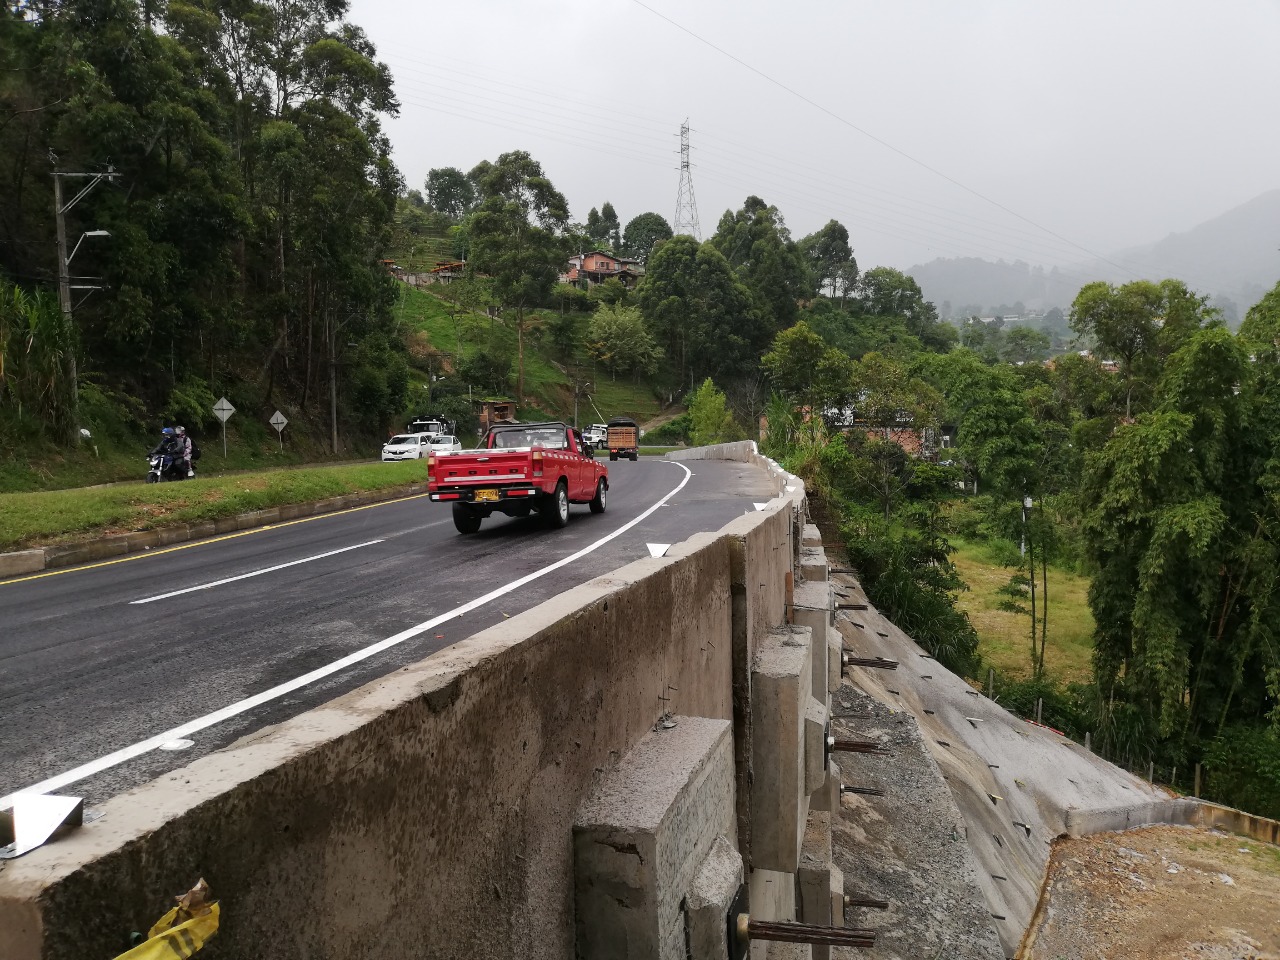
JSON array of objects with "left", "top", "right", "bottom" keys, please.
[
  {"left": 845, "top": 896, "right": 890, "bottom": 910},
  {"left": 836, "top": 602, "right": 869, "bottom": 611},
  {"left": 829, "top": 738, "right": 891, "bottom": 756},
  {"left": 841, "top": 784, "right": 886, "bottom": 797},
  {"left": 843, "top": 655, "right": 899, "bottom": 670},
  {"left": 738, "top": 917, "right": 876, "bottom": 948}
]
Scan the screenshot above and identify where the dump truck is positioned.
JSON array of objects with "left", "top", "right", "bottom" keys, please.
[{"left": 606, "top": 417, "right": 639, "bottom": 462}]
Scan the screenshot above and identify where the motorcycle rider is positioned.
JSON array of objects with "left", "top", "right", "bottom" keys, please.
[
  {"left": 174, "top": 425, "right": 194, "bottom": 477},
  {"left": 148, "top": 427, "right": 185, "bottom": 481}
]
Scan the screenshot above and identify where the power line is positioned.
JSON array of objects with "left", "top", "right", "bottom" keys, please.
[{"left": 628, "top": 0, "right": 1141, "bottom": 279}]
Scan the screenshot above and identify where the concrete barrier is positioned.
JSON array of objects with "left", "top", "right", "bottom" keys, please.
[{"left": 0, "top": 447, "right": 832, "bottom": 960}]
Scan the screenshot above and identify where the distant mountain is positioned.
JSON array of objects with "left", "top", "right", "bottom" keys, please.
[{"left": 909, "top": 190, "right": 1280, "bottom": 322}]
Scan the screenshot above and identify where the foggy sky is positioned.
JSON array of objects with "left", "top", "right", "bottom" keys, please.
[{"left": 346, "top": 0, "right": 1280, "bottom": 274}]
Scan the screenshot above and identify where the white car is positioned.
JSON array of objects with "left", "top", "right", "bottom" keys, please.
[
  {"left": 381, "top": 434, "right": 433, "bottom": 460},
  {"left": 426, "top": 435, "right": 462, "bottom": 455}
]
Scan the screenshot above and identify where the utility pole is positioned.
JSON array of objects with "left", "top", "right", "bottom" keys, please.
[
  {"left": 673, "top": 120, "right": 701, "bottom": 240},
  {"left": 571, "top": 379, "right": 593, "bottom": 430},
  {"left": 53, "top": 168, "right": 119, "bottom": 434}
]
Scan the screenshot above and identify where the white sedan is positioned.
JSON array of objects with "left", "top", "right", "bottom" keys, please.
[
  {"left": 426, "top": 435, "right": 462, "bottom": 455},
  {"left": 381, "top": 434, "right": 432, "bottom": 460}
]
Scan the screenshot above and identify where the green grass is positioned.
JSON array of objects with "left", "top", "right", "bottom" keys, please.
[
  {"left": 0, "top": 460, "right": 424, "bottom": 551},
  {"left": 951, "top": 538, "right": 1097, "bottom": 682},
  {"left": 393, "top": 284, "right": 666, "bottom": 425}
]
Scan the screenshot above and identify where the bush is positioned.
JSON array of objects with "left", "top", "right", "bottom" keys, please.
[
  {"left": 550, "top": 283, "right": 591, "bottom": 313},
  {"left": 163, "top": 377, "right": 217, "bottom": 431},
  {"left": 1203, "top": 725, "right": 1280, "bottom": 818},
  {"left": 643, "top": 413, "right": 691, "bottom": 445}
]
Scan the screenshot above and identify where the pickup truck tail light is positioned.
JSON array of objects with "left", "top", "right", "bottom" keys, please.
[
  {"left": 427, "top": 456, "right": 436, "bottom": 469},
  {"left": 532, "top": 450, "right": 543, "bottom": 477}
]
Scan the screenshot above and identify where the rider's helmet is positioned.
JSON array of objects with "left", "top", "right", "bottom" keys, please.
[
  {"left": 174, "top": 425, "right": 186, "bottom": 435},
  {"left": 161, "top": 427, "right": 175, "bottom": 436}
]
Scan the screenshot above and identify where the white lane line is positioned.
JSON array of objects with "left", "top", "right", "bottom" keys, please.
[
  {"left": 1, "top": 461, "right": 693, "bottom": 808},
  {"left": 129, "top": 540, "right": 386, "bottom": 604}
]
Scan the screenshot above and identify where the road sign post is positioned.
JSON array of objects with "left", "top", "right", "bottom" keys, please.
[
  {"left": 212, "top": 397, "right": 235, "bottom": 458},
  {"left": 270, "top": 410, "right": 288, "bottom": 452}
]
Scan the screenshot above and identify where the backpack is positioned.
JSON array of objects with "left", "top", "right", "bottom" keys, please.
[{"left": 189, "top": 438, "right": 201, "bottom": 461}]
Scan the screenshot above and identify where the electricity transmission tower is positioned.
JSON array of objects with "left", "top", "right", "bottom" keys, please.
[{"left": 673, "top": 120, "right": 701, "bottom": 240}]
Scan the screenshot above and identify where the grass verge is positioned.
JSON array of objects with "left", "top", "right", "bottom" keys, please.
[
  {"left": 951, "top": 538, "right": 1096, "bottom": 682},
  {"left": 0, "top": 460, "right": 425, "bottom": 552}
]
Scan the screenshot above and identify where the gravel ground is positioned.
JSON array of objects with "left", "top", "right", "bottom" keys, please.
[
  {"left": 1026, "top": 824, "right": 1280, "bottom": 960},
  {"left": 828, "top": 682, "right": 1006, "bottom": 960}
]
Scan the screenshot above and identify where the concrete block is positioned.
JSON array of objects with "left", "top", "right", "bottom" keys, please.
[
  {"left": 44, "top": 538, "right": 127, "bottom": 567},
  {"left": 799, "top": 546, "right": 827, "bottom": 582},
  {"left": 827, "top": 627, "right": 842, "bottom": 695},
  {"left": 212, "top": 517, "right": 241, "bottom": 535},
  {"left": 796, "top": 810, "right": 832, "bottom": 920},
  {"left": 809, "top": 760, "right": 840, "bottom": 813},
  {"left": 791, "top": 581, "right": 831, "bottom": 701},
  {"left": 574, "top": 716, "right": 735, "bottom": 960},
  {"left": 802, "top": 523, "right": 822, "bottom": 547},
  {"left": 0, "top": 549, "right": 44, "bottom": 577},
  {"left": 156, "top": 525, "right": 191, "bottom": 546},
  {"left": 186, "top": 520, "right": 217, "bottom": 541},
  {"left": 747, "top": 867, "right": 796, "bottom": 923},
  {"left": 828, "top": 865, "right": 845, "bottom": 928},
  {"left": 750, "top": 627, "right": 812, "bottom": 873},
  {"left": 685, "top": 836, "right": 743, "bottom": 960},
  {"left": 804, "top": 698, "right": 827, "bottom": 796},
  {"left": 123, "top": 530, "right": 160, "bottom": 551}
]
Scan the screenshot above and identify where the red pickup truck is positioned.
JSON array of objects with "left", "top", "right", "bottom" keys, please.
[{"left": 428, "top": 422, "right": 609, "bottom": 534}]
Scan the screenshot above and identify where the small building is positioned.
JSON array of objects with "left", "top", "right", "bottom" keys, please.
[
  {"left": 475, "top": 398, "right": 517, "bottom": 432},
  {"left": 564, "top": 251, "right": 644, "bottom": 289}
]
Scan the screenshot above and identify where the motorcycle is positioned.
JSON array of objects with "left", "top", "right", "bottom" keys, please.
[{"left": 146, "top": 450, "right": 193, "bottom": 483}]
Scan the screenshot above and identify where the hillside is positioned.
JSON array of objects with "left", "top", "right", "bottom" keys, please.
[{"left": 910, "top": 189, "right": 1280, "bottom": 318}]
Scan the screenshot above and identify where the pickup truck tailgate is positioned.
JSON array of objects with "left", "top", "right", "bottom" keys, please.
[{"left": 433, "top": 450, "right": 531, "bottom": 485}]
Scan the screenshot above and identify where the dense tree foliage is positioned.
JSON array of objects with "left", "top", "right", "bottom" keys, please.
[
  {"left": 1, "top": 0, "right": 404, "bottom": 448},
  {"left": 425, "top": 166, "right": 475, "bottom": 220},
  {"left": 621, "top": 212, "right": 673, "bottom": 263},
  {"left": 466, "top": 150, "right": 568, "bottom": 398},
  {"left": 634, "top": 235, "right": 763, "bottom": 389},
  {"left": 710, "top": 196, "right": 810, "bottom": 330}
]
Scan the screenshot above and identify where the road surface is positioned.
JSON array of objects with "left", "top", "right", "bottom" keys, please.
[{"left": 0, "top": 457, "right": 773, "bottom": 807}]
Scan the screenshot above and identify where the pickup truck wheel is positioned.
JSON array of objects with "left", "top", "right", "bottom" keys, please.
[
  {"left": 589, "top": 479, "right": 607, "bottom": 514},
  {"left": 545, "top": 480, "right": 570, "bottom": 528},
  {"left": 452, "top": 503, "right": 482, "bottom": 534}
]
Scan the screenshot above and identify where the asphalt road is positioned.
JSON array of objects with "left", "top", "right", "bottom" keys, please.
[{"left": 0, "top": 457, "right": 774, "bottom": 808}]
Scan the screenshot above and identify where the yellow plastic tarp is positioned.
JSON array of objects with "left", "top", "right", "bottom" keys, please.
[{"left": 111, "top": 901, "right": 220, "bottom": 960}]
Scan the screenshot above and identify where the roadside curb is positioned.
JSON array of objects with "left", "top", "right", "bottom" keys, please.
[{"left": 0, "top": 482, "right": 428, "bottom": 578}]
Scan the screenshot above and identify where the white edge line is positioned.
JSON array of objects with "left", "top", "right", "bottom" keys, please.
[
  {"left": 1, "top": 461, "right": 693, "bottom": 808},
  {"left": 129, "top": 540, "right": 386, "bottom": 604}
]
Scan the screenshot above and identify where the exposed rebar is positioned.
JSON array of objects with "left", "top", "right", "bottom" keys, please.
[
  {"left": 844, "top": 896, "right": 890, "bottom": 910},
  {"left": 829, "top": 738, "right": 891, "bottom": 756},
  {"left": 743, "top": 918, "right": 876, "bottom": 947}
]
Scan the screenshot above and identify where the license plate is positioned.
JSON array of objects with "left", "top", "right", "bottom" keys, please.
[{"left": 474, "top": 489, "right": 499, "bottom": 503}]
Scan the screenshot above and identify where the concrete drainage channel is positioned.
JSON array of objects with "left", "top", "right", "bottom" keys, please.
[
  {"left": 0, "top": 483, "right": 428, "bottom": 577},
  {"left": 3, "top": 442, "right": 1270, "bottom": 960}
]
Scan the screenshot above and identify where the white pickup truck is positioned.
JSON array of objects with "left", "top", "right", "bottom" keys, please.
[{"left": 583, "top": 423, "right": 609, "bottom": 450}]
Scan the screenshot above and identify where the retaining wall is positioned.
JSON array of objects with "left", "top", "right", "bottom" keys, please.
[{"left": 0, "top": 444, "right": 817, "bottom": 960}]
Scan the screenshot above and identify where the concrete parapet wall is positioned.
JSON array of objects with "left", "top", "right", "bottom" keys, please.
[{"left": 0, "top": 446, "right": 821, "bottom": 960}]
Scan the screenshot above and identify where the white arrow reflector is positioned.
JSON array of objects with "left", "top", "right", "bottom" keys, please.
[
  {"left": 646, "top": 543, "right": 671, "bottom": 558},
  {"left": 753, "top": 502, "right": 768, "bottom": 511}
]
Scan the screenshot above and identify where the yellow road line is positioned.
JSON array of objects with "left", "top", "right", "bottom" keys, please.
[{"left": 0, "top": 492, "right": 432, "bottom": 586}]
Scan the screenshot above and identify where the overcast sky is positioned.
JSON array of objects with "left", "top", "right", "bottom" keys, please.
[{"left": 347, "top": 0, "right": 1280, "bottom": 273}]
